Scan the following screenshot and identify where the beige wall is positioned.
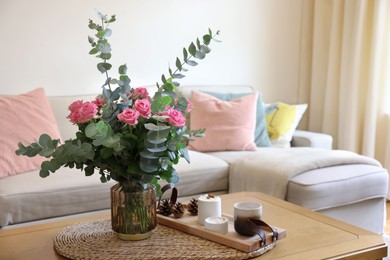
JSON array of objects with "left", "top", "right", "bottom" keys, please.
[{"left": 0, "top": 0, "right": 304, "bottom": 105}]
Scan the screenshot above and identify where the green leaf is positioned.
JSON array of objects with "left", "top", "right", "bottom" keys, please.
[
  {"left": 88, "top": 36, "right": 95, "bottom": 44},
  {"left": 15, "top": 142, "right": 41, "bottom": 157},
  {"left": 119, "top": 64, "right": 127, "bottom": 75},
  {"left": 195, "top": 51, "right": 205, "bottom": 59},
  {"left": 108, "top": 15, "right": 116, "bottom": 23},
  {"left": 100, "top": 147, "right": 113, "bottom": 159},
  {"left": 97, "top": 41, "right": 111, "bottom": 54},
  {"left": 172, "top": 73, "right": 185, "bottom": 79},
  {"left": 203, "top": 34, "right": 212, "bottom": 45},
  {"left": 38, "top": 134, "right": 57, "bottom": 157},
  {"left": 89, "top": 48, "right": 99, "bottom": 55},
  {"left": 175, "top": 57, "right": 182, "bottom": 71},
  {"left": 147, "top": 146, "right": 167, "bottom": 153},
  {"left": 140, "top": 150, "right": 163, "bottom": 159},
  {"left": 88, "top": 21, "right": 98, "bottom": 30},
  {"left": 39, "top": 168, "right": 50, "bottom": 178},
  {"left": 151, "top": 96, "right": 172, "bottom": 114},
  {"left": 188, "top": 42, "right": 196, "bottom": 56},
  {"left": 99, "top": 53, "right": 111, "bottom": 60},
  {"left": 183, "top": 48, "right": 188, "bottom": 61},
  {"left": 200, "top": 45, "right": 211, "bottom": 54},
  {"left": 96, "top": 30, "right": 106, "bottom": 39},
  {"left": 41, "top": 160, "right": 62, "bottom": 174},
  {"left": 180, "top": 148, "right": 190, "bottom": 163},
  {"left": 119, "top": 75, "right": 130, "bottom": 85},
  {"left": 186, "top": 60, "right": 198, "bottom": 66},
  {"left": 196, "top": 38, "right": 201, "bottom": 49},
  {"left": 161, "top": 74, "right": 167, "bottom": 84},
  {"left": 140, "top": 156, "right": 159, "bottom": 173},
  {"left": 144, "top": 123, "right": 171, "bottom": 131},
  {"left": 97, "top": 62, "right": 112, "bottom": 73},
  {"left": 84, "top": 164, "right": 95, "bottom": 176},
  {"left": 162, "top": 82, "right": 174, "bottom": 92}
]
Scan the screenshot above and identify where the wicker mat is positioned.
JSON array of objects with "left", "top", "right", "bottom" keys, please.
[{"left": 54, "top": 219, "right": 275, "bottom": 259}]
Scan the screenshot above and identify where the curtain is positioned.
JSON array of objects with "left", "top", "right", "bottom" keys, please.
[{"left": 302, "top": 0, "right": 390, "bottom": 196}]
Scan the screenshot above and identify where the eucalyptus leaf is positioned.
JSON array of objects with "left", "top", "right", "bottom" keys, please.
[
  {"left": 175, "top": 57, "right": 182, "bottom": 71},
  {"left": 144, "top": 123, "right": 171, "bottom": 131},
  {"left": 119, "top": 64, "right": 127, "bottom": 74},
  {"left": 147, "top": 128, "right": 170, "bottom": 141},
  {"left": 195, "top": 51, "right": 206, "bottom": 60},
  {"left": 97, "top": 41, "right": 111, "bottom": 54},
  {"left": 203, "top": 34, "right": 211, "bottom": 45},
  {"left": 189, "top": 42, "right": 196, "bottom": 56},
  {"left": 186, "top": 60, "right": 198, "bottom": 66},
  {"left": 183, "top": 48, "right": 188, "bottom": 61},
  {"left": 89, "top": 48, "right": 99, "bottom": 55},
  {"left": 140, "top": 157, "right": 159, "bottom": 173},
  {"left": 200, "top": 45, "right": 211, "bottom": 54},
  {"left": 173, "top": 73, "right": 185, "bottom": 79},
  {"left": 196, "top": 38, "right": 201, "bottom": 49}
]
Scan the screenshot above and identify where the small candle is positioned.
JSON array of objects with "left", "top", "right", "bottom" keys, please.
[
  {"left": 197, "top": 194, "right": 222, "bottom": 225},
  {"left": 205, "top": 216, "right": 228, "bottom": 234}
]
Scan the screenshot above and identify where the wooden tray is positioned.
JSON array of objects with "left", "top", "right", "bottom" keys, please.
[{"left": 157, "top": 212, "right": 286, "bottom": 253}]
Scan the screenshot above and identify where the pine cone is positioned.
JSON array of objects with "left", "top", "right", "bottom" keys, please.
[
  {"left": 172, "top": 202, "right": 185, "bottom": 218},
  {"left": 158, "top": 199, "right": 173, "bottom": 216},
  {"left": 187, "top": 198, "right": 198, "bottom": 216}
]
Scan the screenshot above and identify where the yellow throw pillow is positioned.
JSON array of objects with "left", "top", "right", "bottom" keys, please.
[{"left": 264, "top": 102, "right": 307, "bottom": 148}]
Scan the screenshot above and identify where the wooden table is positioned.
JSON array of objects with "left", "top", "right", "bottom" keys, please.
[{"left": 0, "top": 192, "right": 387, "bottom": 259}]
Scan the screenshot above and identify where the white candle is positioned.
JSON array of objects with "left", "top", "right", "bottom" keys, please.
[
  {"left": 205, "top": 216, "right": 228, "bottom": 234},
  {"left": 197, "top": 194, "right": 222, "bottom": 225}
]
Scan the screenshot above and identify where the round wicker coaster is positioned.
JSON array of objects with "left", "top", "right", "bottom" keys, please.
[{"left": 54, "top": 219, "right": 274, "bottom": 260}]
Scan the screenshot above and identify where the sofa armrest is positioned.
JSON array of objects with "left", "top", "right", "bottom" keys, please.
[{"left": 291, "top": 130, "right": 333, "bottom": 149}]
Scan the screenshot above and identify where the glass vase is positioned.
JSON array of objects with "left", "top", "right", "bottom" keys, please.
[{"left": 110, "top": 182, "right": 157, "bottom": 240}]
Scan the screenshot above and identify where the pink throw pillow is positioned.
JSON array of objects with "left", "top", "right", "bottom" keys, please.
[
  {"left": 188, "top": 91, "right": 258, "bottom": 152},
  {"left": 0, "top": 88, "right": 61, "bottom": 178}
]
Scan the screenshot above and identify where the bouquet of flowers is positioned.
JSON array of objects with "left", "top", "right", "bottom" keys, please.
[{"left": 16, "top": 11, "right": 219, "bottom": 195}]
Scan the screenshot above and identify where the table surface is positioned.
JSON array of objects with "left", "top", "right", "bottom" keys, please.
[{"left": 0, "top": 192, "right": 387, "bottom": 260}]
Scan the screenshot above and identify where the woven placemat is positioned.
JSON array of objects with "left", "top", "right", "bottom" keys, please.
[{"left": 54, "top": 219, "right": 275, "bottom": 259}]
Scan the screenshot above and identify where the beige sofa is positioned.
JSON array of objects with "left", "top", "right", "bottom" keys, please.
[{"left": 0, "top": 85, "right": 387, "bottom": 235}]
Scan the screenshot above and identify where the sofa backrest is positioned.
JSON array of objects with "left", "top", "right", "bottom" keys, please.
[
  {"left": 177, "top": 85, "right": 254, "bottom": 99},
  {"left": 47, "top": 85, "right": 254, "bottom": 140}
]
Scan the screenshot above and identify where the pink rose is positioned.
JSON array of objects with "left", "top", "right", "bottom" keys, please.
[
  {"left": 79, "top": 102, "right": 98, "bottom": 123},
  {"left": 67, "top": 109, "right": 82, "bottom": 124},
  {"left": 67, "top": 101, "right": 98, "bottom": 123},
  {"left": 68, "top": 100, "right": 83, "bottom": 112},
  {"left": 134, "top": 99, "right": 151, "bottom": 118},
  {"left": 165, "top": 109, "right": 186, "bottom": 127},
  {"left": 92, "top": 97, "right": 105, "bottom": 108},
  {"left": 117, "top": 108, "right": 140, "bottom": 125},
  {"left": 132, "top": 87, "right": 150, "bottom": 99}
]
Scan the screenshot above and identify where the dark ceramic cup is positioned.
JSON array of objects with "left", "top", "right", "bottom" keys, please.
[{"left": 233, "top": 201, "right": 262, "bottom": 236}]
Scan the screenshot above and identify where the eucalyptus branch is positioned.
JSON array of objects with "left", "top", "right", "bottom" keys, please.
[{"left": 159, "top": 29, "right": 221, "bottom": 92}]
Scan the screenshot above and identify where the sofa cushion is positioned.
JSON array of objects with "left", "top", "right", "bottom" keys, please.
[
  {"left": 286, "top": 164, "right": 388, "bottom": 211},
  {"left": 0, "top": 168, "right": 114, "bottom": 227},
  {"left": 0, "top": 150, "right": 229, "bottom": 227},
  {"left": 202, "top": 91, "right": 272, "bottom": 147},
  {"left": 167, "top": 150, "right": 230, "bottom": 197},
  {"left": 188, "top": 91, "right": 258, "bottom": 152},
  {"left": 0, "top": 88, "right": 62, "bottom": 178},
  {"left": 264, "top": 102, "right": 307, "bottom": 148}
]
